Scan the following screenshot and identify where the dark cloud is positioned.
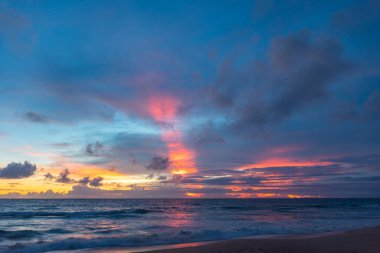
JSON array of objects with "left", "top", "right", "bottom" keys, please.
[
  {"left": 324, "top": 154, "right": 380, "bottom": 170},
  {"left": 146, "top": 156, "right": 171, "bottom": 171},
  {"left": 160, "top": 174, "right": 183, "bottom": 183},
  {"left": 44, "top": 173, "right": 54, "bottom": 180},
  {"left": 47, "top": 172, "right": 103, "bottom": 187},
  {"left": 209, "top": 31, "right": 352, "bottom": 135},
  {"left": 255, "top": 34, "right": 348, "bottom": 126},
  {"left": 85, "top": 141, "right": 104, "bottom": 156},
  {"left": 108, "top": 132, "right": 166, "bottom": 173},
  {"left": 145, "top": 174, "right": 155, "bottom": 180},
  {"left": 24, "top": 112, "right": 48, "bottom": 123},
  {"left": 78, "top": 176, "right": 91, "bottom": 185},
  {"left": 56, "top": 169, "right": 73, "bottom": 183},
  {"left": 78, "top": 176, "right": 103, "bottom": 187},
  {"left": 145, "top": 174, "right": 168, "bottom": 181},
  {"left": 89, "top": 177, "right": 103, "bottom": 187},
  {"left": 157, "top": 175, "right": 168, "bottom": 181},
  {"left": 129, "top": 183, "right": 145, "bottom": 191},
  {"left": 204, "top": 176, "right": 262, "bottom": 186},
  {"left": 0, "top": 161, "right": 37, "bottom": 179},
  {"left": 209, "top": 57, "right": 239, "bottom": 109}
]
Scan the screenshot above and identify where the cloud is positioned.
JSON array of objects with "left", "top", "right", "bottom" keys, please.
[
  {"left": 78, "top": 176, "right": 103, "bottom": 187},
  {"left": 157, "top": 175, "right": 168, "bottom": 181},
  {"left": 44, "top": 173, "right": 54, "bottom": 180},
  {"left": 24, "top": 112, "right": 48, "bottom": 123},
  {"left": 0, "top": 2, "right": 379, "bottom": 199},
  {"left": 85, "top": 141, "right": 104, "bottom": 156},
  {"left": 89, "top": 177, "right": 103, "bottom": 187},
  {"left": 107, "top": 132, "right": 166, "bottom": 173},
  {"left": 324, "top": 154, "right": 380, "bottom": 170},
  {"left": 56, "top": 169, "right": 73, "bottom": 183},
  {"left": 0, "top": 161, "right": 37, "bottom": 179},
  {"left": 78, "top": 176, "right": 91, "bottom": 185},
  {"left": 209, "top": 31, "right": 352, "bottom": 135},
  {"left": 146, "top": 156, "right": 171, "bottom": 171},
  {"left": 46, "top": 172, "right": 103, "bottom": 187},
  {"left": 145, "top": 174, "right": 155, "bottom": 180},
  {"left": 145, "top": 174, "right": 168, "bottom": 181}
]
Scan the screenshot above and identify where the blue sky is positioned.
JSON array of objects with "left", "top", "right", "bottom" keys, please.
[{"left": 0, "top": 0, "right": 379, "bottom": 198}]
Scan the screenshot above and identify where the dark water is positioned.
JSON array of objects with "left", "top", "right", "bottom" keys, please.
[{"left": 0, "top": 198, "right": 380, "bottom": 252}]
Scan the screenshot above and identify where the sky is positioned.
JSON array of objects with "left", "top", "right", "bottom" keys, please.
[{"left": 0, "top": 0, "right": 379, "bottom": 198}]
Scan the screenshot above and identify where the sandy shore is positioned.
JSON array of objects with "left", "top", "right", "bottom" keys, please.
[
  {"left": 73, "top": 225, "right": 380, "bottom": 253},
  {"left": 146, "top": 226, "right": 380, "bottom": 253}
]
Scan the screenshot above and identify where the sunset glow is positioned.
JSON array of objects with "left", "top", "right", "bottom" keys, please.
[
  {"left": 148, "top": 96, "right": 198, "bottom": 176},
  {"left": 0, "top": 0, "right": 379, "bottom": 200},
  {"left": 185, "top": 192, "right": 204, "bottom": 198},
  {"left": 236, "top": 158, "right": 334, "bottom": 171},
  {"left": 1, "top": 2, "right": 379, "bottom": 252}
]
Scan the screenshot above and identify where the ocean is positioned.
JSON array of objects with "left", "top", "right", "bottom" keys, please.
[{"left": 0, "top": 198, "right": 379, "bottom": 252}]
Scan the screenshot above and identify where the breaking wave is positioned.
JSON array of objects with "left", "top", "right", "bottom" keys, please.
[{"left": 0, "top": 209, "right": 158, "bottom": 220}]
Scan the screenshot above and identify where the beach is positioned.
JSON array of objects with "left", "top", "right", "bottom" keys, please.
[
  {"left": 82, "top": 225, "right": 380, "bottom": 253},
  {"left": 148, "top": 226, "right": 380, "bottom": 253}
]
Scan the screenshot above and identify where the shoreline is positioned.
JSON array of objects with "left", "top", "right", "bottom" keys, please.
[{"left": 57, "top": 225, "right": 380, "bottom": 253}]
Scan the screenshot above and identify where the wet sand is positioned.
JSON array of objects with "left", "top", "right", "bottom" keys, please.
[
  {"left": 72, "top": 225, "right": 380, "bottom": 253},
  {"left": 147, "top": 226, "right": 380, "bottom": 253}
]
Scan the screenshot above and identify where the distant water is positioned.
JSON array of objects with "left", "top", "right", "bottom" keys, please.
[{"left": 0, "top": 199, "right": 380, "bottom": 252}]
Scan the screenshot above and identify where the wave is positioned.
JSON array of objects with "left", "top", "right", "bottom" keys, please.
[
  {"left": 1, "top": 199, "right": 379, "bottom": 252},
  {"left": 0, "top": 209, "right": 158, "bottom": 220},
  {"left": 1, "top": 227, "right": 270, "bottom": 253},
  {"left": 221, "top": 206, "right": 257, "bottom": 210},
  {"left": 0, "top": 228, "right": 71, "bottom": 241},
  {"left": 1, "top": 219, "right": 379, "bottom": 252},
  {"left": 0, "top": 230, "right": 42, "bottom": 240}
]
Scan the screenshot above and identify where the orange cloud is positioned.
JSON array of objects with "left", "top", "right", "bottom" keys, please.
[
  {"left": 226, "top": 192, "right": 254, "bottom": 198},
  {"left": 182, "top": 184, "right": 204, "bottom": 189},
  {"left": 260, "top": 178, "right": 294, "bottom": 186},
  {"left": 256, "top": 193, "right": 280, "bottom": 198},
  {"left": 185, "top": 192, "right": 204, "bottom": 198},
  {"left": 225, "top": 185, "right": 249, "bottom": 192},
  {"left": 236, "top": 158, "right": 333, "bottom": 170},
  {"left": 287, "top": 194, "right": 320, "bottom": 199},
  {"left": 148, "top": 95, "right": 197, "bottom": 175}
]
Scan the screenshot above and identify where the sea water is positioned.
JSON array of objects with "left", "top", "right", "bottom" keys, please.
[{"left": 0, "top": 198, "right": 380, "bottom": 252}]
